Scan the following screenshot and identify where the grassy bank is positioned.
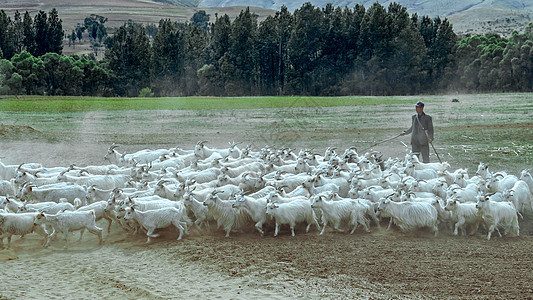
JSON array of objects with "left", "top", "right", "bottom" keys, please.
[
  {"left": 0, "top": 96, "right": 413, "bottom": 111},
  {"left": 0, "top": 93, "right": 531, "bottom": 175}
]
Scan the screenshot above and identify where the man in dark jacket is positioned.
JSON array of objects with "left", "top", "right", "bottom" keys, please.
[{"left": 400, "top": 101, "right": 434, "bottom": 163}]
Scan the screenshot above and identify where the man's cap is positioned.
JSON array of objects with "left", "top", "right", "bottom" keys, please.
[{"left": 415, "top": 101, "right": 424, "bottom": 107}]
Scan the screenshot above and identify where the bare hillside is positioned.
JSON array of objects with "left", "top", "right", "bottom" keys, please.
[
  {"left": 0, "top": 0, "right": 275, "bottom": 30},
  {"left": 1, "top": 0, "right": 531, "bottom": 36}
]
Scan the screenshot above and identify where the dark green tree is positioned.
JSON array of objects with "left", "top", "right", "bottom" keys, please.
[
  {"left": 226, "top": 7, "right": 258, "bottom": 95},
  {"left": 22, "top": 11, "right": 35, "bottom": 54},
  {"left": 181, "top": 23, "right": 208, "bottom": 95},
  {"left": 105, "top": 21, "right": 151, "bottom": 96},
  {"left": 47, "top": 8, "right": 63, "bottom": 54},
  {"left": 71, "top": 55, "right": 110, "bottom": 96},
  {"left": 41, "top": 52, "right": 84, "bottom": 95},
  {"left": 286, "top": 2, "right": 325, "bottom": 95},
  {"left": 200, "top": 13, "right": 231, "bottom": 95},
  {"left": 151, "top": 19, "right": 184, "bottom": 96},
  {"left": 11, "top": 11, "right": 25, "bottom": 53},
  {"left": 33, "top": 10, "right": 49, "bottom": 56},
  {"left": 430, "top": 18, "right": 456, "bottom": 89},
  {"left": 191, "top": 10, "right": 210, "bottom": 31},
  {"left": 10, "top": 50, "right": 45, "bottom": 94},
  {"left": 0, "top": 10, "right": 15, "bottom": 59},
  {"left": 256, "top": 15, "right": 280, "bottom": 95}
]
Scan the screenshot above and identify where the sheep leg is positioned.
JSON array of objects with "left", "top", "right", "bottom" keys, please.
[
  {"left": 368, "top": 210, "right": 381, "bottom": 228},
  {"left": 274, "top": 223, "right": 279, "bottom": 237},
  {"left": 350, "top": 220, "right": 358, "bottom": 235},
  {"left": 78, "top": 228, "right": 85, "bottom": 241},
  {"left": 146, "top": 228, "right": 159, "bottom": 238},
  {"left": 45, "top": 227, "right": 57, "bottom": 248},
  {"left": 487, "top": 224, "right": 496, "bottom": 240},
  {"left": 333, "top": 220, "right": 345, "bottom": 233},
  {"left": 194, "top": 216, "right": 205, "bottom": 230},
  {"left": 6, "top": 234, "right": 12, "bottom": 249},
  {"left": 320, "top": 219, "right": 328, "bottom": 235},
  {"left": 312, "top": 217, "right": 321, "bottom": 233},
  {"left": 105, "top": 216, "right": 113, "bottom": 233},
  {"left": 454, "top": 218, "right": 465, "bottom": 236},
  {"left": 145, "top": 228, "right": 158, "bottom": 243},
  {"left": 179, "top": 221, "right": 189, "bottom": 235},
  {"left": 290, "top": 224, "right": 296, "bottom": 237},
  {"left": 433, "top": 224, "right": 439, "bottom": 237},
  {"left": 496, "top": 226, "right": 503, "bottom": 238},
  {"left": 386, "top": 218, "right": 393, "bottom": 230},
  {"left": 172, "top": 220, "right": 184, "bottom": 240},
  {"left": 64, "top": 231, "right": 70, "bottom": 249},
  {"left": 87, "top": 226, "right": 103, "bottom": 244},
  {"left": 361, "top": 218, "right": 371, "bottom": 233},
  {"left": 224, "top": 225, "right": 232, "bottom": 238},
  {"left": 254, "top": 221, "right": 265, "bottom": 236},
  {"left": 468, "top": 222, "right": 480, "bottom": 236}
]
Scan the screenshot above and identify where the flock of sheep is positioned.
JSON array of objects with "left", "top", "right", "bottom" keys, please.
[{"left": 1, "top": 141, "right": 532, "bottom": 249}]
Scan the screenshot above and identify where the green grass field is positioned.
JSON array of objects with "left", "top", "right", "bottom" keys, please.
[
  {"left": 0, "top": 96, "right": 411, "bottom": 111},
  {"left": 0, "top": 94, "right": 531, "bottom": 175}
]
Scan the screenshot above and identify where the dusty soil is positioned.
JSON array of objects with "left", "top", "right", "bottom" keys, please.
[{"left": 1, "top": 97, "right": 533, "bottom": 299}]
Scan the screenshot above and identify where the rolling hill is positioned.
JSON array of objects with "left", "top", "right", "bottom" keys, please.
[{"left": 0, "top": 0, "right": 531, "bottom": 36}]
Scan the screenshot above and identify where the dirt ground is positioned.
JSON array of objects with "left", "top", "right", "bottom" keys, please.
[
  {"left": 2, "top": 141, "right": 532, "bottom": 300},
  {"left": 1, "top": 98, "right": 533, "bottom": 299}
]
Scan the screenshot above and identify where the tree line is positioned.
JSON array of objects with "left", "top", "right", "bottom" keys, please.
[{"left": 1, "top": 3, "right": 533, "bottom": 97}]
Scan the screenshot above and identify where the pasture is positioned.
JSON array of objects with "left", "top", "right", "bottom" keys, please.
[{"left": 0, "top": 93, "right": 532, "bottom": 299}]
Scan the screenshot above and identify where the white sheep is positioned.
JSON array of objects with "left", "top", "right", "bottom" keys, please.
[
  {"left": 123, "top": 206, "right": 186, "bottom": 243},
  {"left": 519, "top": 169, "right": 533, "bottom": 196},
  {"left": 17, "top": 182, "right": 88, "bottom": 205},
  {"left": 18, "top": 202, "right": 75, "bottom": 214},
  {"left": 34, "top": 210, "right": 103, "bottom": 248},
  {"left": 153, "top": 180, "right": 179, "bottom": 200},
  {"left": 57, "top": 172, "right": 130, "bottom": 190},
  {"left": 0, "top": 212, "right": 48, "bottom": 249},
  {"left": 327, "top": 193, "right": 380, "bottom": 229},
  {"left": 485, "top": 174, "right": 519, "bottom": 193},
  {"left": 182, "top": 191, "right": 213, "bottom": 230},
  {"left": 446, "top": 183, "right": 482, "bottom": 203},
  {"left": 309, "top": 173, "right": 350, "bottom": 197},
  {"left": 202, "top": 191, "right": 250, "bottom": 237},
  {"left": 194, "top": 141, "right": 241, "bottom": 160},
  {"left": 376, "top": 199, "right": 438, "bottom": 236},
  {"left": 0, "top": 179, "right": 16, "bottom": 196},
  {"left": 404, "top": 163, "right": 439, "bottom": 181},
  {"left": 310, "top": 195, "right": 369, "bottom": 235},
  {"left": 86, "top": 186, "right": 115, "bottom": 203},
  {"left": 77, "top": 201, "right": 115, "bottom": 235},
  {"left": 232, "top": 194, "right": 271, "bottom": 235},
  {"left": 265, "top": 200, "right": 321, "bottom": 237},
  {"left": 444, "top": 199, "right": 483, "bottom": 236},
  {"left": 220, "top": 162, "right": 265, "bottom": 178},
  {"left": 501, "top": 180, "right": 532, "bottom": 213},
  {"left": 475, "top": 196, "right": 520, "bottom": 240},
  {"left": 360, "top": 187, "right": 395, "bottom": 203}
]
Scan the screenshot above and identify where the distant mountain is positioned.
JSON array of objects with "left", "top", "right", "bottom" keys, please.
[
  {"left": 193, "top": 0, "right": 533, "bottom": 16},
  {"left": 1, "top": 0, "right": 531, "bottom": 36},
  {"left": 162, "top": 0, "right": 533, "bottom": 35}
]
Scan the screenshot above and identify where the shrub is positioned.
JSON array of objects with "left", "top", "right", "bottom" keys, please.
[{"left": 139, "top": 87, "right": 154, "bottom": 97}]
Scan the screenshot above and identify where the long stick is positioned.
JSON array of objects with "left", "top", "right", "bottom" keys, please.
[
  {"left": 361, "top": 133, "right": 402, "bottom": 152},
  {"left": 429, "top": 140, "right": 442, "bottom": 163},
  {"left": 415, "top": 114, "right": 442, "bottom": 163}
]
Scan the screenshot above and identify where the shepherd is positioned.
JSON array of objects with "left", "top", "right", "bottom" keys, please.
[{"left": 400, "top": 101, "right": 434, "bottom": 163}]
